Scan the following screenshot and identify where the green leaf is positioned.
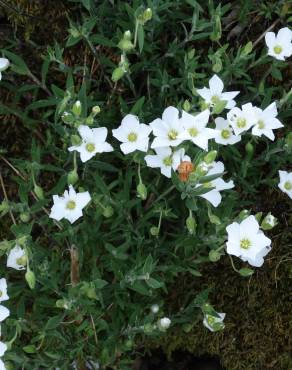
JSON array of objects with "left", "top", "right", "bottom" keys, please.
[
  {"left": 239, "top": 268, "right": 254, "bottom": 277},
  {"left": 146, "top": 278, "right": 164, "bottom": 289},
  {"left": 1, "top": 50, "right": 30, "bottom": 75}
]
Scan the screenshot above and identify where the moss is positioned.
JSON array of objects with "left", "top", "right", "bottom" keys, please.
[{"left": 147, "top": 204, "right": 292, "bottom": 370}]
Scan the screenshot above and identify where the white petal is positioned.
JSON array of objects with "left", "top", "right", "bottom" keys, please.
[
  {"left": 112, "top": 126, "right": 128, "bottom": 143},
  {"left": 151, "top": 137, "right": 172, "bottom": 148},
  {"left": 240, "top": 215, "right": 259, "bottom": 235},
  {"left": 0, "top": 306, "right": 10, "bottom": 322},
  {"left": 49, "top": 203, "right": 66, "bottom": 221},
  {"left": 162, "top": 106, "right": 179, "bottom": 125},
  {"left": 80, "top": 148, "right": 95, "bottom": 162},
  {"left": 200, "top": 190, "right": 222, "bottom": 207},
  {"left": 145, "top": 155, "right": 162, "bottom": 168},
  {"left": 196, "top": 87, "right": 212, "bottom": 102},
  {"left": 92, "top": 127, "right": 108, "bottom": 143},
  {"left": 265, "top": 32, "right": 276, "bottom": 48},
  {"left": 139, "top": 124, "right": 152, "bottom": 137},
  {"left": 76, "top": 191, "right": 91, "bottom": 209},
  {"left": 209, "top": 75, "right": 224, "bottom": 95},
  {"left": 78, "top": 125, "right": 93, "bottom": 141},
  {"left": 161, "top": 165, "right": 172, "bottom": 178},
  {"left": 95, "top": 142, "right": 113, "bottom": 153},
  {"left": 149, "top": 118, "right": 168, "bottom": 137},
  {"left": 277, "top": 27, "right": 292, "bottom": 44},
  {"left": 192, "top": 109, "right": 210, "bottom": 125},
  {"left": 0, "top": 341, "right": 7, "bottom": 356},
  {"left": 0, "top": 58, "right": 9, "bottom": 72},
  {"left": 121, "top": 114, "right": 140, "bottom": 131},
  {"left": 120, "top": 142, "right": 137, "bottom": 154},
  {"left": 135, "top": 138, "right": 149, "bottom": 152},
  {"left": 65, "top": 209, "right": 83, "bottom": 224}
]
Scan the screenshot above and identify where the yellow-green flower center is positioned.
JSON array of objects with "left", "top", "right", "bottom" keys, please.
[
  {"left": 0, "top": 291, "right": 2, "bottom": 297},
  {"left": 188, "top": 127, "right": 199, "bottom": 137},
  {"left": 16, "top": 256, "right": 27, "bottom": 266},
  {"left": 168, "top": 130, "right": 178, "bottom": 140},
  {"left": 240, "top": 238, "right": 251, "bottom": 250},
  {"left": 163, "top": 156, "right": 173, "bottom": 166},
  {"left": 127, "top": 132, "right": 138, "bottom": 142},
  {"left": 211, "top": 95, "right": 220, "bottom": 105},
  {"left": 66, "top": 200, "right": 76, "bottom": 210},
  {"left": 207, "top": 315, "right": 215, "bottom": 325},
  {"left": 85, "top": 143, "right": 95, "bottom": 152},
  {"left": 257, "top": 120, "right": 265, "bottom": 129},
  {"left": 284, "top": 181, "right": 292, "bottom": 191},
  {"left": 273, "top": 45, "right": 282, "bottom": 55},
  {"left": 221, "top": 129, "right": 231, "bottom": 139},
  {"left": 203, "top": 181, "right": 213, "bottom": 188},
  {"left": 237, "top": 118, "right": 246, "bottom": 128}
]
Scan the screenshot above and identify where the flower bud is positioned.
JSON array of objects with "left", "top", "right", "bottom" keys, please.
[
  {"left": 261, "top": 213, "right": 277, "bottom": 230},
  {"left": 204, "top": 150, "right": 217, "bottom": 164},
  {"left": 143, "top": 323, "right": 153, "bottom": 334},
  {"left": 238, "top": 209, "right": 250, "bottom": 221},
  {"left": 187, "top": 49, "right": 195, "bottom": 59},
  {"left": 124, "top": 30, "right": 132, "bottom": 41},
  {"left": 118, "top": 39, "right": 134, "bottom": 52},
  {"left": 34, "top": 185, "right": 44, "bottom": 200},
  {"left": 125, "top": 339, "right": 133, "bottom": 349},
  {"left": 86, "top": 287, "right": 97, "bottom": 300},
  {"left": 183, "top": 100, "right": 191, "bottom": 112},
  {"left": 143, "top": 8, "right": 153, "bottom": 22},
  {"left": 85, "top": 116, "right": 94, "bottom": 126},
  {"left": 245, "top": 141, "right": 254, "bottom": 158},
  {"left": 25, "top": 270, "right": 36, "bottom": 289},
  {"left": 72, "top": 100, "right": 82, "bottom": 117},
  {"left": 71, "top": 134, "right": 82, "bottom": 146},
  {"left": 69, "top": 27, "right": 81, "bottom": 38},
  {"left": 62, "top": 112, "right": 74, "bottom": 124},
  {"left": 112, "top": 67, "right": 125, "bottom": 82},
  {"left": 20, "top": 212, "right": 30, "bottom": 223},
  {"left": 56, "top": 299, "right": 70, "bottom": 309},
  {"left": 150, "top": 226, "right": 159, "bottom": 236},
  {"left": 137, "top": 182, "right": 147, "bottom": 200},
  {"left": 67, "top": 170, "right": 79, "bottom": 185},
  {"left": 209, "top": 250, "right": 221, "bottom": 262},
  {"left": 151, "top": 304, "right": 159, "bottom": 314},
  {"left": 102, "top": 206, "right": 114, "bottom": 218},
  {"left": 157, "top": 317, "right": 171, "bottom": 330},
  {"left": 186, "top": 215, "right": 197, "bottom": 235},
  {"left": 92, "top": 105, "right": 101, "bottom": 116}
]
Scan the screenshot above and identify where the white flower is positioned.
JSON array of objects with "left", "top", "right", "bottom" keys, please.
[
  {"left": 0, "top": 279, "right": 9, "bottom": 303},
  {"left": 68, "top": 125, "right": 113, "bottom": 162},
  {"left": 278, "top": 170, "right": 292, "bottom": 199},
  {"left": 251, "top": 103, "right": 283, "bottom": 140},
  {"left": 213, "top": 117, "right": 241, "bottom": 145},
  {"left": 227, "top": 103, "right": 256, "bottom": 136},
  {"left": 0, "top": 358, "right": 5, "bottom": 370},
  {"left": 198, "top": 161, "right": 234, "bottom": 207},
  {"left": 178, "top": 109, "right": 215, "bottom": 151},
  {"left": 158, "top": 317, "right": 171, "bottom": 330},
  {"left": 151, "top": 304, "right": 159, "bottom": 314},
  {"left": 150, "top": 106, "right": 184, "bottom": 148},
  {"left": 49, "top": 185, "right": 91, "bottom": 224},
  {"left": 196, "top": 75, "right": 239, "bottom": 110},
  {"left": 0, "top": 306, "right": 9, "bottom": 322},
  {"left": 226, "top": 215, "right": 272, "bottom": 267},
  {"left": 0, "top": 58, "right": 10, "bottom": 81},
  {"left": 112, "top": 114, "right": 152, "bottom": 154},
  {"left": 203, "top": 312, "right": 225, "bottom": 332},
  {"left": 7, "top": 245, "right": 26, "bottom": 270},
  {"left": 265, "top": 27, "right": 292, "bottom": 61},
  {"left": 145, "top": 147, "right": 185, "bottom": 178},
  {"left": 0, "top": 341, "right": 7, "bottom": 357}
]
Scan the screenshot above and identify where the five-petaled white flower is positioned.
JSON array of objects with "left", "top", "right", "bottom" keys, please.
[
  {"left": 0, "top": 279, "right": 9, "bottom": 303},
  {"left": 198, "top": 161, "right": 234, "bottom": 207},
  {"left": 0, "top": 341, "right": 7, "bottom": 357},
  {"left": 251, "top": 102, "right": 283, "bottom": 140},
  {"left": 227, "top": 103, "right": 256, "bottom": 136},
  {"left": 265, "top": 27, "right": 292, "bottom": 61},
  {"left": 226, "top": 215, "right": 272, "bottom": 267},
  {"left": 7, "top": 245, "right": 26, "bottom": 270},
  {"left": 0, "top": 306, "right": 9, "bottom": 322},
  {"left": 145, "top": 147, "right": 186, "bottom": 178},
  {"left": 203, "top": 312, "right": 225, "bottom": 332},
  {"left": 178, "top": 109, "right": 215, "bottom": 151},
  {"left": 278, "top": 170, "right": 292, "bottom": 199},
  {"left": 213, "top": 117, "right": 241, "bottom": 145},
  {"left": 68, "top": 125, "right": 113, "bottom": 162},
  {"left": 150, "top": 106, "right": 184, "bottom": 148},
  {"left": 196, "top": 74, "right": 239, "bottom": 110},
  {"left": 49, "top": 185, "right": 91, "bottom": 224},
  {"left": 112, "top": 114, "right": 152, "bottom": 154},
  {"left": 0, "top": 58, "right": 9, "bottom": 81}
]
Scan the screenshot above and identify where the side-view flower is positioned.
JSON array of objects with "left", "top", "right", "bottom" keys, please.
[{"left": 278, "top": 170, "right": 292, "bottom": 199}]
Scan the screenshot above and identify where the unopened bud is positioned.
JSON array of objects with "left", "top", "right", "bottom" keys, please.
[
  {"left": 204, "top": 150, "right": 217, "bottom": 164},
  {"left": 92, "top": 106, "right": 101, "bottom": 116},
  {"left": 71, "top": 134, "right": 82, "bottom": 146},
  {"left": 67, "top": 170, "right": 79, "bottom": 185},
  {"left": 143, "top": 8, "right": 153, "bottom": 22},
  {"left": 245, "top": 142, "right": 254, "bottom": 158},
  {"left": 20, "top": 212, "right": 30, "bottom": 223},
  {"left": 69, "top": 27, "right": 81, "bottom": 38},
  {"left": 34, "top": 185, "right": 44, "bottom": 200},
  {"left": 72, "top": 100, "right": 82, "bottom": 117},
  {"left": 150, "top": 226, "right": 159, "bottom": 236},
  {"left": 112, "top": 67, "right": 125, "bottom": 82},
  {"left": 62, "top": 112, "right": 74, "bottom": 124},
  {"left": 151, "top": 304, "right": 159, "bottom": 314},
  {"left": 85, "top": 116, "right": 94, "bottom": 126},
  {"left": 25, "top": 270, "right": 36, "bottom": 289},
  {"left": 158, "top": 317, "right": 171, "bottom": 330},
  {"left": 209, "top": 250, "right": 221, "bottom": 262},
  {"left": 183, "top": 100, "right": 191, "bottom": 112},
  {"left": 102, "top": 206, "right": 114, "bottom": 218},
  {"left": 118, "top": 39, "right": 134, "bottom": 52},
  {"left": 261, "top": 213, "right": 277, "bottom": 230},
  {"left": 137, "top": 182, "right": 147, "bottom": 200},
  {"left": 186, "top": 215, "right": 196, "bottom": 234}
]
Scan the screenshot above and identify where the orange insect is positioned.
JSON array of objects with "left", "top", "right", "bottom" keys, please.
[{"left": 177, "top": 161, "right": 194, "bottom": 182}]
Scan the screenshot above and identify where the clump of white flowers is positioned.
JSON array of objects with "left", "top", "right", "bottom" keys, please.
[
  {"left": 226, "top": 215, "right": 271, "bottom": 267},
  {"left": 265, "top": 27, "right": 292, "bottom": 61}
]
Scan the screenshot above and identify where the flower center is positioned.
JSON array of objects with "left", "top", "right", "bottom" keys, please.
[
  {"left": 240, "top": 238, "right": 251, "bottom": 250},
  {"left": 221, "top": 129, "right": 231, "bottom": 139},
  {"left": 257, "top": 120, "right": 265, "bottom": 129},
  {"left": 211, "top": 95, "right": 220, "bottom": 105},
  {"left": 0, "top": 291, "right": 2, "bottom": 297},
  {"left": 207, "top": 315, "right": 215, "bottom": 325},
  {"left": 236, "top": 118, "right": 246, "bottom": 128},
  {"left": 66, "top": 200, "right": 76, "bottom": 210},
  {"left": 85, "top": 143, "right": 95, "bottom": 152},
  {"left": 16, "top": 256, "right": 27, "bottom": 266},
  {"left": 284, "top": 181, "right": 292, "bottom": 191},
  {"left": 203, "top": 181, "right": 213, "bottom": 188},
  {"left": 168, "top": 130, "right": 178, "bottom": 141},
  {"left": 273, "top": 45, "right": 282, "bottom": 55},
  {"left": 188, "top": 127, "right": 199, "bottom": 137},
  {"left": 127, "top": 132, "right": 138, "bottom": 142},
  {"left": 163, "top": 156, "right": 173, "bottom": 166}
]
